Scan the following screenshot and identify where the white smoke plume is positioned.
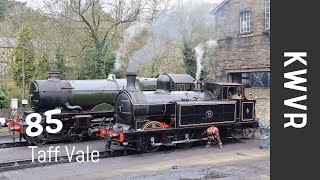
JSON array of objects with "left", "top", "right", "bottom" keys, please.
[
  {"left": 206, "top": 39, "right": 218, "bottom": 49},
  {"left": 114, "top": 23, "right": 148, "bottom": 71},
  {"left": 126, "top": 0, "right": 217, "bottom": 72},
  {"left": 195, "top": 44, "right": 205, "bottom": 81},
  {"left": 195, "top": 39, "right": 217, "bottom": 81}
]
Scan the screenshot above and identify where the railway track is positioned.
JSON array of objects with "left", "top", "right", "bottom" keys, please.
[
  {"left": 0, "top": 142, "right": 28, "bottom": 149},
  {"left": 0, "top": 137, "right": 244, "bottom": 172},
  {"left": 0, "top": 137, "right": 95, "bottom": 149},
  {"left": 0, "top": 148, "right": 133, "bottom": 172}
]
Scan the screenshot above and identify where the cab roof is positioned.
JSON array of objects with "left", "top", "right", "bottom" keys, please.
[
  {"left": 202, "top": 78, "right": 243, "bottom": 86},
  {"left": 156, "top": 73, "right": 195, "bottom": 84},
  {"left": 212, "top": 82, "right": 244, "bottom": 86}
]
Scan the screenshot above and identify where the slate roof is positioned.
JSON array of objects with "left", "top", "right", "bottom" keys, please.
[
  {"left": 0, "top": 38, "right": 17, "bottom": 48},
  {"left": 210, "top": 0, "right": 229, "bottom": 15}
]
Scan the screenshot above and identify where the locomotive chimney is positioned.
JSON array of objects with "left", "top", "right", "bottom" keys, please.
[
  {"left": 194, "top": 81, "right": 203, "bottom": 91},
  {"left": 126, "top": 72, "right": 137, "bottom": 91},
  {"left": 48, "top": 71, "right": 61, "bottom": 80}
]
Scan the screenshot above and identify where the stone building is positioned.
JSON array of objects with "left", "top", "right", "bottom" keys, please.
[
  {"left": 0, "top": 37, "right": 53, "bottom": 84},
  {"left": 211, "top": 0, "right": 270, "bottom": 123},
  {"left": 0, "top": 38, "right": 16, "bottom": 78}
]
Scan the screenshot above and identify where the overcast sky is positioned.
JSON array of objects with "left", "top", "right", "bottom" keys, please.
[{"left": 16, "top": 0, "right": 223, "bottom": 11}]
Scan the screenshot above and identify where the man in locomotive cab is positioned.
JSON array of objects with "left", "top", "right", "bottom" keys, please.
[{"left": 228, "top": 86, "right": 242, "bottom": 99}]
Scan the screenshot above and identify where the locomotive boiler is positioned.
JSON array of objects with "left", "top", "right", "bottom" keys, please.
[
  {"left": 29, "top": 72, "right": 158, "bottom": 112},
  {"left": 92, "top": 72, "right": 259, "bottom": 153}
]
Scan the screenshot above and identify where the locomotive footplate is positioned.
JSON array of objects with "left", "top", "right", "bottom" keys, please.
[{"left": 102, "top": 119, "right": 259, "bottom": 153}]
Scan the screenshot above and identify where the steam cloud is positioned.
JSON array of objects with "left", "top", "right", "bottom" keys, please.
[
  {"left": 126, "top": 10, "right": 184, "bottom": 72},
  {"left": 194, "top": 39, "right": 217, "bottom": 81},
  {"left": 113, "top": 0, "right": 217, "bottom": 73},
  {"left": 114, "top": 23, "right": 148, "bottom": 71}
]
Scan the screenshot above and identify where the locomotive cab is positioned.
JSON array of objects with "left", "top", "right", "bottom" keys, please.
[
  {"left": 204, "top": 82, "right": 256, "bottom": 122},
  {"left": 156, "top": 73, "right": 195, "bottom": 91},
  {"left": 204, "top": 82, "right": 246, "bottom": 100}
]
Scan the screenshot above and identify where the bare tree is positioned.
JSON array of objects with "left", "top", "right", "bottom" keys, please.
[{"left": 40, "top": 0, "right": 146, "bottom": 78}]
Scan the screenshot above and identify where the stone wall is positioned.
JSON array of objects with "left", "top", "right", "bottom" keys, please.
[
  {"left": 214, "top": 0, "right": 268, "bottom": 38},
  {"left": 245, "top": 88, "right": 270, "bottom": 125},
  {"left": 213, "top": 0, "right": 270, "bottom": 81}
]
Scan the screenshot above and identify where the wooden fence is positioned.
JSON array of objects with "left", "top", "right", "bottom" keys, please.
[{"left": 0, "top": 108, "right": 31, "bottom": 118}]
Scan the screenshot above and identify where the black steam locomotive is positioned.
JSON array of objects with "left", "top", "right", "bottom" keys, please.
[
  {"left": 17, "top": 72, "right": 195, "bottom": 145},
  {"left": 91, "top": 73, "right": 259, "bottom": 153}
]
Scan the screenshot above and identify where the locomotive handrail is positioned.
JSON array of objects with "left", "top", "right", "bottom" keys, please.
[
  {"left": 61, "top": 87, "right": 74, "bottom": 89},
  {"left": 65, "top": 102, "right": 83, "bottom": 113},
  {"left": 51, "top": 111, "right": 114, "bottom": 117}
]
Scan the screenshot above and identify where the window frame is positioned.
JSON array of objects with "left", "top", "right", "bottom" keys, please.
[
  {"left": 265, "top": 0, "right": 270, "bottom": 30},
  {"left": 240, "top": 11, "right": 252, "bottom": 33},
  {"left": 231, "top": 71, "right": 270, "bottom": 89}
]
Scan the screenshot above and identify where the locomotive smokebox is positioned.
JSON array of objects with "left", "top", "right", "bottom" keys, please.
[{"left": 126, "top": 72, "right": 137, "bottom": 91}]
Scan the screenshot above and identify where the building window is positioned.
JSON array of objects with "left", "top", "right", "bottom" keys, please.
[
  {"left": 251, "top": 72, "right": 269, "bottom": 88},
  {"left": 265, "top": 0, "right": 270, "bottom": 30},
  {"left": 0, "top": 64, "right": 7, "bottom": 76},
  {"left": 240, "top": 11, "right": 252, "bottom": 33},
  {"left": 231, "top": 71, "right": 270, "bottom": 88},
  {"left": 241, "top": 73, "right": 251, "bottom": 87}
]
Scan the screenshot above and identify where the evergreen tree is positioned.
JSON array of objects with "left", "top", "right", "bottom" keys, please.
[
  {"left": 183, "top": 44, "right": 197, "bottom": 78},
  {"left": 105, "top": 53, "right": 116, "bottom": 78},
  {"left": 35, "top": 51, "right": 51, "bottom": 79},
  {"left": 78, "top": 45, "right": 97, "bottom": 79},
  {"left": 78, "top": 45, "right": 115, "bottom": 80},
  {"left": 55, "top": 47, "right": 68, "bottom": 79},
  {"left": 182, "top": 44, "right": 208, "bottom": 80},
  {"left": 12, "top": 26, "right": 36, "bottom": 88},
  {"left": 0, "top": 90, "right": 8, "bottom": 108}
]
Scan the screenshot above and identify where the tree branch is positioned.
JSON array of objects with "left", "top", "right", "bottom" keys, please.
[
  {"left": 91, "top": 0, "right": 97, "bottom": 32},
  {"left": 77, "top": 0, "right": 99, "bottom": 45}
]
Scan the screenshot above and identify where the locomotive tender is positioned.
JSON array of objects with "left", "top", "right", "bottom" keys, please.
[{"left": 92, "top": 73, "right": 259, "bottom": 153}]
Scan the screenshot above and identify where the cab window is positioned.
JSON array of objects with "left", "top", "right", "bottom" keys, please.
[
  {"left": 177, "top": 84, "right": 185, "bottom": 91},
  {"left": 223, "top": 87, "right": 228, "bottom": 99},
  {"left": 228, "top": 86, "right": 242, "bottom": 99}
]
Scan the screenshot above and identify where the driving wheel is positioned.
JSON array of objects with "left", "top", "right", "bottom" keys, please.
[
  {"left": 68, "top": 128, "right": 84, "bottom": 142},
  {"left": 30, "top": 130, "right": 49, "bottom": 145},
  {"left": 140, "top": 121, "right": 164, "bottom": 152}
]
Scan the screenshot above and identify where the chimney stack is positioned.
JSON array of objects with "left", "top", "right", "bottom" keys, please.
[
  {"left": 194, "top": 81, "right": 203, "bottom": 91},
  {"left": 48, "top": 71, "right": 61, "bottom": 80},
  {"left": 126, "top": 72, "right": 137, "bottom": 91}
]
